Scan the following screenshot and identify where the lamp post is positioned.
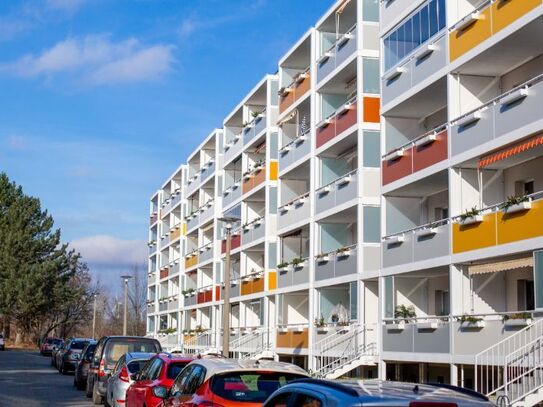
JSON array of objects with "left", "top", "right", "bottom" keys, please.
[
  {"left": 120, "top": 275, "right": 133, "bottom": 336},
  {"left": 92, "top": 294, "right": 98, "bottom": 339},
  {"left": 218, "top": 216, "right": 239, "bottom": 357}
]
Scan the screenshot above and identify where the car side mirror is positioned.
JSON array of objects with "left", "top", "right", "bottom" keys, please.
[{"left": 152, "top": 386, "right": 168, "bottom": 399}]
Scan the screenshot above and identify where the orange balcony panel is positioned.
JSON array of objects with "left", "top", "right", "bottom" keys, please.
[
  {"left": 412, "top": 130, "right": 448, "bottom": 173},
  {"left": 452, "top": 213, "right": 497, "bottom": 253},
  {"left": 182, "top": 223, "right": 187, "bottom": 236},
  {"left": 450, "top": 8, "right": 492, "bottom": 61},
  {"left": 316, "top": 120, "right": 336, "bottom": 148},
  {"left": 204, "top": 289, "right": 212, "bottom": 302},
  {"left": 363, "top": 97, "right": 380, "bottom": 123},
  {"left": 242, "top": 168, "right": 266, "bottom": 194},
  {"left": 335, "top": 105, "right": 357, "bottom": 137},
  {"left": 252, "top": 277, "right": 264, "bottom": 294},
  {"left": 197, "top": 292, "right": 205, "bottom": 304},
  {"left": 185, "top": 255, "right": 198, "bottom": 269},
  {"left": 492, "top": 0, "right": 541, "bottom": 34},
  {"left": 215, "top": 285, "right": 221, "bottom": 301},
  {"left": 382, "top": 149, "right": 413, "bottom": 185},
  {"left": 268, "top": 271, "right": 277, "bottom": 290},
  {"left": 183, "top": 334, "right": 195, "bottom": 343},
  {"left": 497, "top": 200, "right": 543, "bottom": 245},
  {"left": 240, "top": 280, "right": 252, "bottom": 296},
  {"left": 279, "top": 92, "right": 295, "bottom": 114},
  {"left": 291, "top": 329, "right": 309, "bottom": 348},
  {"left": 170, "top": 229, "right": 181, "bottom": 241},
  {"left": 269, "top": 161, "right": 278, "bottom": 181},
  {"left": 159, "top": 268, "right": 169, "bottom": 279},
  {"left": 276, "top": 331, "right": 291, "bottom": 347},
  {"left": 294, "top": 74, "right": 310, "bottom": 102},
  {"left": 221, "top": 234, "right": 241, "bottom": 254}
]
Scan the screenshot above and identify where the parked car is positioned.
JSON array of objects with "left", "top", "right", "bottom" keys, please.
[
  {"left": 51, "top": 340, "right": 66, "bottom": 368},
  {"left": 125, "top": 353, "right": 194, "bottom": 407},
  {"left": 58, "top": 338, "right": 92, "bottom": 374},
  {"left": 105, "top": 352, "right": 155, "bottom": 407},
  {"left": 87, "top": 336, "right": 162, "bottom": 405},
  {"left": 156, "top": 358, "right": 308, "bottom": 406},
  {"left": 0, "top": 333, "right": 5, "bottom": 351},
  {"left": 74, "top": 340, "right": 97, "bottom": 390},
  {"left": 263, "top": 379, "right": 495, "bottom": 407},
  {"left": 40, "top": 337, "right": 62, "bottom": 356}
]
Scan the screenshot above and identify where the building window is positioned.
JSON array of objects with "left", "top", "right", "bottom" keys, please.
[
  {"left": 383, "top": 0, "right": 446, "bottom": 71},
  {"left": 384, "top": 276, "right": 394, "bottom": 318},
  {"left": 363, "top": 131, "right": 380, "bottom": 168},
  {"left": 363, "top": 58, "right": 380, "bottom": 94},
  {"left": 363, "top": 206, "right": 381, "bottom": 243},
  {"left": 363, "top": 0, "right": 379, "bottom": 22}
]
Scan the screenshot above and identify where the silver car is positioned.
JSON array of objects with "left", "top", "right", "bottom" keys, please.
[{"left": 104, "top": 352, "right": 155, "bottom": 407}]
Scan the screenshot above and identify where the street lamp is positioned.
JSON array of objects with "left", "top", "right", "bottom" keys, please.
[
  {"left": 218, "top": 215, "right": 240, "bottom": 357},
  {"left": 120, "top": 275, "right": 133, "bottom": 336},
  {"left": 92, "top": 293, "right": 98, "bottom": 339}
]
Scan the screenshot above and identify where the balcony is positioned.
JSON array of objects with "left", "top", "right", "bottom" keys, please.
[
  {"left": 223, "top": 180, "right": 242, "bottom": 209},
  {"left": 184, "top": 252, "right": 198, "bottom": 269},
  {"left": 160, "top": 234, "right": 170, "bottom": 249},
  {"left": 242, "top": 163, "right": 270, "bottom": 195},
  {"left": 169, "top": 225, "right": 181, "bottom": 242},
  {"left": 224, "top": 131, "right": 243, "bottom": 165},
  {"left": 315, "top": 244, "right": 358, "bottom": 281},
  {"left": 449, "top": 0, "right": 541, "bottom": 62},
  {"left": 240, "top": 270, "right": 265, "bottom": 296},
  {"left": 162, "top": 191, "right": 182, "bottom": 215},
  {"left": 159, "top": 267, "right": 169, "bottom": 280},
  {"left": 186, "top": 200, "right": 214, "bottom": 232},
  {"left": 278, "top": 193, "right": 310, "bottom": 232},
  {"left": 199, "top": 159, "right": 216, "bottom": 185},
  {"left": 197, "top": 243, "right": 214, "bottom": 265},
  {"left": 276, "top": 324, "right": 309, "bottom": 349},
  {"left": 452, "top": 191, "right": 543, "bottom": 254},
  {"left": 241, "top": 217, "right": 266, "bottom": 246},
  {"left": 277, "top": 259, "right": 310, "bottom": 289},
  {"left": 316, "top": 97, "right": 357, "bottom": 149},
  {"left": 278, "top": 130, "right": 311, "bottom": 173},
  {"left": 222, "top": 279, "right": 241, "bottom": 299},
  {"left": 317, "top": 25, "right": 357, "bottom": 83},
  {"left": 383, "top": 220, "right": 450, "bottom": 268},
  {"left": 382, "top": 125, "right": 448, "bottom": 185},
  {"left": 382, "top": 317, "right": 451, "bottom": 354},
  {"left": 279, "top": 69, "right": 311, "bottom": 114},
  {"left": 197, "top": 286, "right": 214, "bottom": 304},
  {"left": 150, "top": 212, "right": 158, "bottom": 225},
  {"left": 169, "top": 261, "right": 180, "bottom": 276},
  {"left": 451, "top": 75, "right": 543, "bottom": 158},
  {"left": 315, "top": 169, "right": 358, "bottom": 215},
  {"left": 183, "top": 291, "right": 197, "bottom": 307},
  {"left": 148, "top": 241, "right": 157, "bottom": 255},
  {"left": 243, "top": 111, "right": 267, "bottom": 146},
  {"left": 221, "top": 234, "right": 241, "bottom": 254}
]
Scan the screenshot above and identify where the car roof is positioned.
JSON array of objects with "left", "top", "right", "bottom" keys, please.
[
  {"left": 124, "top": 352, "right": 156, "bottom": 361},
  {"left": 189, "top": 358, "right": 308, "bottom": 378},
  {"left": 280, "top": 379, "right": 490, "bottom": 405},
  {"left": 156, "top": 353, "right": 195, "bottom": 363}
]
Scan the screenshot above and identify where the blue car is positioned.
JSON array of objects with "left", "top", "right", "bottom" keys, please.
[{"left": 263, "top": 378, "right": 495, "bottom": 407}]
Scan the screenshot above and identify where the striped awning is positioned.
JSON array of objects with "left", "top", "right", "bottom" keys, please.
[
  {"left": 479, "top": 134, "right": 543, "bottom": 168},
  {"left": 469, "top": 257, "right": 533, "bottom": 275}
]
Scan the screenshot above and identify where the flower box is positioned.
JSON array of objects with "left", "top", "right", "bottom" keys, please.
[
  {"left": 503, "top": 201, "right": 531, "bottom": 214},
  {"left": 457, "top": 11, "right": 481, "bottom": 31},
  {"left": 504, "top": 318, "right": 532, "bottom": 328},
  {"left": 414, "top": 132, "right": 437, "bottom": 148},
  {"left": 292, "top": 326, "right": 304, "bottom": 333},
  {"left": 386, "top": 322, "right": 406, "bottom": 331},
  {"left": 316, "top": 255, "right": 329, "bottom": 263},
  {"left": 456, "top": 110, "right": 482, "bottom": 128},
  {"left": 336, "top": 249, "right": 351, "bottom": 258},
  {"left": 459, "top": 215, "right": 483, "bottom": 226},
  {"left": 384, "top": 235, "right": 405, "bottom": 244},
  {"left": 337, "top": 175, "right": 352, "bottom": 186},
  {"left": 460, "top": 321, "right": 485, "bottom": 330},
  {"left": 417, "top": 320, "right": 440, "bottom": 330},
  {"left": 277, "top": 326, "right": 288, "bottom": 333},
  {"left": 317, "top": 185, "right": 332, "bottom": 195},
  {"left": 384, "top": 66, "right": 407, "bottom": 82},
  {"left": 415, "top": 228, "right": 438, "bottom": 238},
  {"left": 316, "top": 326, "right": 330, "bottom": 334},
  {"left": 415, "top": 43, "right": 437, "bottom": 61},
  {"left": 384, "top": 149, "right": 404, "bottom": 162}
]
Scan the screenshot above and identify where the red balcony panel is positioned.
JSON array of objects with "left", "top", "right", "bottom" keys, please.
[
  {"left": 197, "top": 292, "right": 205, "bottom": 304},
  {"left": 215, "top": 285, "right": 221, "bottom": 301},
  {"left": 316, "top": 120, "right": 336, "bottom": 148},
  {"left": 204, "top": 289, "right": 212, "bottom": 302},
  {"left": 159, "top": 268, "right": 169, "bottom": 279},
  {"left": 221, "top": 234, "right": 241, "bottom": 254},
  {"left": 412, "top": 130, "right": 448, "bottom": 173},
  {"left": 279, "top": 92, "right": 295, "bottom": 114},
  {"left": 335, "top": 105, "right": 357, "bottom": 137},
  {"left": 382, "top": 148, "right": 414, "bottom": 185}
]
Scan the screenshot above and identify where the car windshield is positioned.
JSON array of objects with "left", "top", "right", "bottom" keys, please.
[
  {"left": 211, "top": 371, "right": 305, "bottom": 403},
  {"left": 45, "top": 338, "right": 55, "bottom": 344},
  {"left": 127, "top": 360, "right": 148, "bottom": 374},
  {"left": 167, "top": 362, "right": 190, "bottom": 380},
  {"left": 70, "top": 341, "right": 88, "bottom": 350},
  {"left": 105, "top": 340, "right": 159, "bottom": 363},
  {"left": 85, "top": 344, "right": 97, "bottom": 355}
]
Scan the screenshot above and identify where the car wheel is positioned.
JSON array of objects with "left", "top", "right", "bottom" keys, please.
[
  {"left": 50, "top": 358, "right": 54, "bottom": 367},
  {"left": 104, "top": 394, "right": 111, "bottom": 407},
  {"left": 92, "top": 381, "right": 103, "bottom": 405},
  {"left": 60, "top": 362, "right": 67, "bottom": 375},
  {"left": 86, "top": 377, "right": 93, "bottom": 398}
]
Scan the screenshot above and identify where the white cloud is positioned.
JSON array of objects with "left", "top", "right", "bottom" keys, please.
[
  {"left": 71, "top": 235, "right": 147, "bottom": 268},
  {"left": 5, "top": 35, "right": 175, "bottom": 85},
  {"left": 46, "top": 0, "right": 87, "bottom": 13},
  {"left": 6, "top": 135, "right": 29, "bottom": 150}
]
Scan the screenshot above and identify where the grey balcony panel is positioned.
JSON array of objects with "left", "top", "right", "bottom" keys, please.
[
  {"left": 168, "top": 300, "right": 179, "bottom": 311},
  {"left": 277, "top": 268, "right": 292, "bottom": 288},
  {"left": 494, "top": 79, "right": 543, "bottom": 140},
  {"left": 199, "top": 248, "right": 213, "bottom": 264},
  {"left": 278, "top": 201, "right": 310, "bottom": 231},
  {"left": 170, "top": 263, "right": 180, "bottom": 275},
  {"left": 149, "top": 246, "right": 156, "bottom": 255},
  {"left": 200, "top": 205, "right": 214, "bottom": 225},
  {"left": 382, "top": 323, "right": 414, "bottom": 352},
  {"left": 230, "top": 284, "right": 240, "bottom": 298},
  {"left": 317, "top": 54, "right": 336, "bottom": 83},
  {"left": 383, "top": 233, "right": 413, "bottom": 268},
  {"left": 241, "top": 222, "right": 265, "bottom": 246},
  {"left": 335, "top": 248, "right": 357, "bottom": 277},
  {"left": 382, "top": 63, "right": 411, "bottom": 106},
  {"left": 159, "top": 303, "right": 168, "bottom": 312},
  {"left": 316, "top": 172, "right": 358, "bottom": 215},
  {"left": 413, "top": 323, "right": 450, "bottom": 353},
  {"left": 252, "top": 222, "right": 265, "bottom": 241},
  {"left": 413, "top": 224, "right": 450, "bottom": 262},
  {"left": 362, "top": 245, "right": 380, "bottom": 272},
  {"left": 200, "top": 162, "right": 216, "bottom": 184},
  {"left": 254, "top": 116, "right": 266, "bottom": 138},
  {"left": 186, "top": 178, "right": 199, "bottom": 197},
  {"left": 279, "top": 137, "right": 310, "bottom": 172},
  {"left": 315, "top": 188, "right": 335, "bottom": 213},
  {"left": 380, "top": 0, "right": 417, "bottom": 32},
  {"left": 335, "top": 33, "right": 356, "bottom": 68},
  {"left": 224, "top": 139, "right": 243, "bottom": 165},
  {"left": 186, "top": 216, "right": 199, "bottom": 232},
  {"left": 160, "top": 236, "right": 170, "bottom": 249},
  {"left": 411, "top": 35, "right": 447, "bottom": 87},
  {"left": 184, "top": 295, "right": 197, "bottom": 307},
  {"left": 292, "top": 263, "right": 309, "bottom": 285},
  {"left": 315, "top": 260, "right": 334, "bottom": 281},
  {"left": 223, "top": 186, "right": 241, "bottom": 209},
  {"left": 335, "top": 173, "right": 358, "bottom": 206},
  {"left": 451, "top": 108, "right": 494, "bottom": 156}
]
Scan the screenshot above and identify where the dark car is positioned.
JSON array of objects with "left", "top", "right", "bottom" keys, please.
[
  {"left": 86, "top": 336, "right": 161, "bottom": 405},
  {"left": 51, "top": 340, "right": 66, "bottom": 368},
  {"left": 263, "top": 379, "right": 495, "bottom": 407},
  {"left": 40, "top": 337, "right": 62, "bottom": 356},
  {"left": 74, "top": 340, "right": 97, "bottom": 390},
  {"left": 58, "top": 338, "right": 92, "bottom": 374}
]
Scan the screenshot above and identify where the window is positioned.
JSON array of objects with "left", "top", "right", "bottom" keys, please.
[
  {"left": 171, "top": 365, "right": 195, "bottom": 396},
  {"left": 363, "top": 0, "right": 379, "bottom": 22},
  {"left": 363, "top": 131, "right": 380, "bottom": 168},
  {"left": 363, "top": 58, "right": 380, "bottom": 94},
  {"left": 363, "top": 206, "right": 381, "bottom": 243},
  {"left": 265, "top": 392, "right": 293, "bottom": 407},
  {"left": 183, "top": 365, "right": 206, "bottom": 395},
  {"left": 384, "top": 276, "right": 394, "bottom": 318},
  {"left": 167, "top": 362, "right": 190, "bottom": 380},
  {"left": 297, "top": 394, "right": 324, "bottom": 407},
  {"left": 383, "top": 0, "right": 446, "bottom": 71}
]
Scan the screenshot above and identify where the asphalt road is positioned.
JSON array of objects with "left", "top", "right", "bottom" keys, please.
[{"left": 0, "top": 349, "right": 94, "bottom": 407}]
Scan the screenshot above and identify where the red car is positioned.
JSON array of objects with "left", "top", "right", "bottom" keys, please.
[
  {"left": 40, "top": 337, "right": 62, "bottom": 356},
  {"left": 126, "top": 353, "right": 194, "bottom": 407}
]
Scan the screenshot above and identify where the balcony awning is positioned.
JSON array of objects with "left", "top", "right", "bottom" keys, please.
[
  {"left": 469, "top": 257, "right": 533, "bottom": 275},
  {"left": 478, "top": 133, "right": 543, "bottom": 168}
]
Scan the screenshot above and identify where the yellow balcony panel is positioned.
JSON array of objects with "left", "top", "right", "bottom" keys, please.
[
  {"left": 185, "top": 255, "right": 198, "bottom": 269},
  {"left": 268, "top": 271, "right": 277, "bottom": 290},
  {"left": 182, "top": 223, "right": 187, "bottom": 236},
  {"left": 252, "top": 277, "right": 264, "bottom": 293},
  {"left": 449, "top": 7, "right": 492, "bottom": 61},
  {"left": 492, "top": 0, "right": 541, "bottom": 34},
  {"left": 275, "top": 329, "right": 309, "bottom": 349},
  {"left": 452, "top": 213, "right": 497, "bottom": 253},
  {"left": 240, "top": 280, "right": 251, "bottom": 296},
  {"left": 276, "top": 331, "right": 290, "bottom": 347},
  {"left": 269, "top": 161, "right": 278, "bottom": 181},
  {"left": 497, "top": 200, "right": 543, "bottom": 245}
]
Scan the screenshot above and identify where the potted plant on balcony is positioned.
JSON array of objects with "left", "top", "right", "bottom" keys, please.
[
  {"left": 387, "top": 305, "right": 416, "bottom": 331},
  {"left": 291, "top": 257, "right": 304, "bottom": 269},
  {"left": 315, "top": 253, "right": 329, "bottom": 263},
  {"left": 458, "top": 315, "right": 485, "bottom": 330},
  {"left": 501, "top": 195, "right": 531, "bottom": 214},
  {"left": 277, "top": 262, "right": 290, "bottom": 272},
  {"left": 194, "top": 325, "right": 205, "bottom": 334},
  {"left": 330, "top": 313, "right": 339, "bottom": 324},
  {"left": 315, "top": 316, "right": 329, "bottom": 333},
  {"left": 503, "top": 312, "right": 533, "bottom": 327},
  {"left": 459, "top": 207, "right": 483, "bottom": 225},
  {"left": 336, "top": 246, "right": 351, "bottom": 258}
]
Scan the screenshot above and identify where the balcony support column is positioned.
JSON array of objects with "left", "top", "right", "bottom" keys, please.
[{"left": 450, "top": 364, "right": 458, "bottom": 386}]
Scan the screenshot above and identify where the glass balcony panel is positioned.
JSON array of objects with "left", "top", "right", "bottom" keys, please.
[
  {"left": 382, "top": 320, "right": 450, "bottom": 353},
  {"left": 449, "top": 6, "right": 492, "bottom": 62},
  {"left": 315, "top": 245, "right": 358, "bottom": 281},
  {"left": 278, "top": 134, "right": 310, "bottom": 172},
  {"left": 222, "top": 183, "right": 242, "bottom": 209},
  {"left": 277, "top": 262, "right": 309, "bottom": 288},
  {"left": 241, "top": 220, "right": 266, "bottom": 246},
  {"left": 277, "top": 195, "right": 310, "bottom": 231},
  {"left": 316, "top": 170, "right": 358, "bottom": 214}
]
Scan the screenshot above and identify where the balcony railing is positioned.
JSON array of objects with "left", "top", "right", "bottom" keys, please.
[
  {"left": 148, "top": 241, "right": 157, "bottom": 255},
  {"left": 241, "top": 216, "right": 266, "bottom": 247},
  {"left": 451, "top": 73, "right": 543, "bottom": 157},
  {"left": 279, "top": 67, "right": 311, "bottom": 114},
  {"left": 317, "top": 24, "right": 357, "bottom": 83},
  {"left": 243, "top": 110, "right": 267, "bottom": 145},
  {"left": 242, "top": 162, "right": 267, "bottom": 195},
  {"left": 315, "top": 244, "right": 358, "bottom": 281},
  {"left": 197, "top": 242, "right": 214, "bottom": 265},
  {"left": 278, "top": 129, "right": 311, "bottom": 172},
  {"left": 240, "top": 269, "right": 266, "bottom": 296},
  {"left": 186, "top": 199, "right": 214, "bottom": 231},
  {"left": 221, "top": 234, "right": 241, "bottom": 254},
  {"left": 316, "top": 96, "right": 357, "bottom": 149},
  {"left": 222, "top": 178, "right": 242, "bottom": 209},
  {"left": 160, "top": 234, "right": 170, "bottom": 249},
  {"left": 278, "top": 192, "right": 310, "bottom": 231},
  {"left": 277, "top": 257, "right": 310, "bottom": 288},
  {"left": 224, "top": 131, "right": 243, "bottom": 164},
  {"left": 197, "top": 285, "right": 214, "bottom": 304},
  {"left": 150, "top": 212, "right": 158, "bottom": 225},
  {"left": 315, "top": 168, "right": 358, "bottom": 214},
  {"left": 382, "top": 124, "right": 448, "bottom": 185}
]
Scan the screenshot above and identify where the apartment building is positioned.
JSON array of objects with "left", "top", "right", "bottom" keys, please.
[{"left": 380, "top": 0, "right": 543, "bottom": 404}]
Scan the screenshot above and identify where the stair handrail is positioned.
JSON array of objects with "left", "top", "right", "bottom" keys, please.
[
  {"left": 314, "top": 323, "right": 360, "bottom": 355},
  {"left": 475, "top": 317, "right": 543, "bottom": 400},
  {"left": 182, "top": 330, "right": 215, "bottom": 354},
  {"left": 231, "top": 327, "right": 272, "bottom": 358}
]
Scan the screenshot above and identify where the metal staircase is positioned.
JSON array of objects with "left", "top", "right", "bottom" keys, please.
[
  {"left": 182, "top": 330, "right": 216, "bottom": 355},
  {"left": 230, "top": 327, "right": 274, "bottom": 359},
  {"left": 313, "top": 323, "right": 378, "bottom": 379},
  {"left": 475, "top": 318, "right": 543, "bottom": 406}
]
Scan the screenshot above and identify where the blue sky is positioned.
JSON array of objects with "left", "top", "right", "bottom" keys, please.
[{"left": 0, "top": 0, "right": 333, "bottom": 285}]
